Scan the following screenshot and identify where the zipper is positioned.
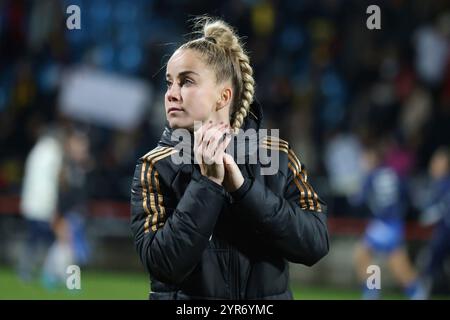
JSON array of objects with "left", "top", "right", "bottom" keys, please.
[
  {"left": 235, "top": 250, "right": 240, "bottom": 299},
  {"left": 230, "top": 248, "right": 240, "bottom": 299},
  {"left": 229, "top": 249, "right": 234, "bottom": 299}
]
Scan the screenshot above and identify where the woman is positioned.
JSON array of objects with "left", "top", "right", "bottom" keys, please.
[{"left": 130, "top": 17, "right": 329, "bottom": 300}]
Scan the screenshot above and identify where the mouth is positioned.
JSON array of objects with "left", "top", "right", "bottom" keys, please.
[{"left": 167, "top": 107, "right": 184, "bottom": 114}]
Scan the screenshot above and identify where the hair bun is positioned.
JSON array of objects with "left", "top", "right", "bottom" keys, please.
[
  {"left": 203, "top": 20, "right": 238, "bottom": 50},
  {"left": 204, "top": 36, "right": 217, "bottom": 44}
]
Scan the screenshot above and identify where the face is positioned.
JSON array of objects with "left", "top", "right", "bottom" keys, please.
[
  {"left": 361, "top": 149, "right": 378, "bottom": 172},
  {"left": 165, "top": 49, "right": 226, "bottom": 130},
  {"left": 430, "top": 152, "right": 449, "bottom": 179},
  {"left": 66, "top": 133, "right": 89, "bottom": 164}
]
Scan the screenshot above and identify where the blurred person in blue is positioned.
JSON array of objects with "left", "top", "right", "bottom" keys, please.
[
  {"left": 419, "top": 146, "right": 450, "bottom": 295},
  {"left": 18, "top": 126, "right": 64, "bottom": 282},
  {"left": 352, "top": 143, "right": 426, "bottom": 299},
  {"left": 41, "top": 128, "right": 92, "bottom": 288}
]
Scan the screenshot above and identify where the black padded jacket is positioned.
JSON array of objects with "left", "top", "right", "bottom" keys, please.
[{"left": 130, "top": 101, "right": 329, "bottom": 300}]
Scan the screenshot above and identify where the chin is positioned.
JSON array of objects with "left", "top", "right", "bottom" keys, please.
[{"left": 168, "top": 118, "right": 193, "bottom": 130}]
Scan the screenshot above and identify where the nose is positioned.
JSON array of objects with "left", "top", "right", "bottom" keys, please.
[{"left": 167, "top": 83, "right": 181, "bottom": 102}]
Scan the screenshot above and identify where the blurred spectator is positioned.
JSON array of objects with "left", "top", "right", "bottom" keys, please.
[
  {"left": 419, "top": 146, "right": 450, "bottom": 295},
  {"left": 1, "top": 0, "right": 450, "bottom": 203},
  {"left": 399, "top": 85, "right": 432, "bottom": 149},
  {"left": 17, "top": 125, "right": 63, "bottom": 282},
  {"left": 384, "top": 136, "right": 416, "bottom": 178},
  {"left": 352, "top": 144, "right": 426, "bottom": 299},
  {"left": 414, "top": 16, "right": 450, "bottom": 88},
  {"left": 42, "top": 128, "right": 92, "bottom": 288},
  {"left": 324, "top": 130, "right": 363, "bottom": 216}
]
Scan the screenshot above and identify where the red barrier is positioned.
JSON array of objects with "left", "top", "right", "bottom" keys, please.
[
  {"left": 0, "top": 195, "right": 434, "bottom": 241},
  {"left": 327, "top": 216, "right": 434, "bottom": 241}
]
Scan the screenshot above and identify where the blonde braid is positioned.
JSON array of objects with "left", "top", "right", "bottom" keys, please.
[{"left": 231, "top": 50, "right": 255, "bottom": 134}]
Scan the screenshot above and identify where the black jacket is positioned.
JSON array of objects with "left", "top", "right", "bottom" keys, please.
[{"left": 130, "top": 101, "right": 329, "bottom": 300}]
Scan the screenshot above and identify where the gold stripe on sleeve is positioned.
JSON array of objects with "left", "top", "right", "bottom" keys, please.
[
  {"left": 143, "top": 147, "right": 177, "bottom": 233},
  {"left": 288, "top": 162, "right": 307, "bottom": 209},
  {"left": 261, "top": 140, "right": 289, "bottom": 153},
  {"left": 288, "top": 150, "right": 321, "bottom": 212}
]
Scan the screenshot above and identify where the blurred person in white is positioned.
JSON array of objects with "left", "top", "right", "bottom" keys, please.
[
  {"left": 324, "top": 130, "right": 364, "bottom": 214},
  {"left": 18, "top": 127, "right": 63, "bottom": 282},
  {"left": 399, "top": 84, "right": 432, "bottom": 150},
  {"left": 414, "top": 14, "right": 450, "bottom": 88},
  {"left": 419, "top": 146, "right": 450, "bottom": 296},
  {"left": 42, "top": 129, "right": 92, "bottom": 288},
  {"left": 352, "top": 143, "right": 426, "bottom": 300}
]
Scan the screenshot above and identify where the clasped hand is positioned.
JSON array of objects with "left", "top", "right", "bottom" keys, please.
[{"left": 194, "top": 121, "right": 244, "bottom": 192}]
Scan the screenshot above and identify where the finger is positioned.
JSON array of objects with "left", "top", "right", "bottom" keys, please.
[
  {"left": 203, "top": 138, "right": 222, "bottom": 165},
  {"left": 194, "top": 145, "right": 203, "bottom": 165},
  {"left": 217, "top": 132, "right": 232, "bottom": 155},
  {"left": 194, "top": 121, "right": 213, "bottom": 164},
  {"left": 202, "top": 126, "right": 227, "bottom": 165},
  {"left": 211, "top": 132, "right": 231, "bottom": 165},
  {"left": 194, "top": 120, "right": 213, "bottom": 148},
  {"left": 200, "top": 124, "right": 223, "bottom": 160},
  {"left": 200, "top": 122, "right": 228, "bottom": 164},
  {"left": 194, "top": 125, "right": 203, "bottom": 164},
  {"left": 201, "top": 122, "right": 223, "bottom": 149},
  {"left": 212, "top": 149, "right": 225, "bottom": 165},
  {"left": 223, "top": 152, "right": 235, "bottom": 166},
  {"left": 219, "top": 130, "right": 232, "bottom": 150},
  {"left": 212, "top": 138, "right": 228, "bottom": 165},
  {"left": 195, "top": 120, "right": 213, "bottom": 148},
  {"left": 205, "top": 125, "right": 228, "bottom": 157},
  {"left": 193, "top": 120, "right": 203, "bottom": 134},
  {"left": 203, "top": 147, "right": 218, "bottom": 165}
]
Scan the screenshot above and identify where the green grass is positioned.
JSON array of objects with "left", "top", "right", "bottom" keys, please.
[
  {"left": 0, "top": 267, "right": 149, "bottom": 300},
  {"left": 0, "top": 266, "right": 441, "bottom": 300},
  {"left": 293, "top": 285, "right": 404, "bottom": 300}
]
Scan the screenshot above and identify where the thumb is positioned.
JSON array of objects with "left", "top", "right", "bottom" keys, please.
[{"left": 223, "top": 153, "right": 235, "bottom": 166}]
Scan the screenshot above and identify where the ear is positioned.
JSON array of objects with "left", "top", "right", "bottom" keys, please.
[{"left": 216, "top": 87, "right": 232, "bottom": 111}]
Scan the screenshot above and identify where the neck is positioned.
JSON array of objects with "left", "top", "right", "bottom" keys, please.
[
  {"left": 207, "top": 115, "right": 230, "bottom": 125},
  {"left": 208, "top": 106, "right": 231, "bottom": 126}
]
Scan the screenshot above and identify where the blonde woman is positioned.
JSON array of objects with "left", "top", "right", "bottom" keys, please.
[{"left": 130, "top": 17, "right": 329, "bottom": 300}]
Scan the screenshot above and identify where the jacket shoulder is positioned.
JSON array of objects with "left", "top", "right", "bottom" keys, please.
[
  {"left": 259, "top": 135, "right": 306, "bottom": 176},
  {"left": 259, "top": 135, "right": 290, "bottom": 153},
  {"left": 135, "top": 146, "right": 179, "bottom": 184},
  {"left": 140, "top": 146, "right": 176, "bottom": 160}
]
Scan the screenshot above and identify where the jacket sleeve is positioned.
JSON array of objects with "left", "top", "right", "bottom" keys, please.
[
  {"left": 130, "top": 157, "right": 227, "bottom": 285},
  {"left": 233, "top": 146, "right": 329, "bottom": 266}
]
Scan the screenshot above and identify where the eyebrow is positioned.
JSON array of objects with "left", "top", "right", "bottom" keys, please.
[{"left": 166, "top": 70, "right": 199, "bottom": 78}]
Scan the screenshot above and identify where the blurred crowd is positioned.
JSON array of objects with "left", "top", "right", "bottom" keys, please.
[
  {"left": 0, "top": 0, "right": 449, "bottom": 208},
  {"left": 0, "top": 0, "right": 450, "bottom": 297}
]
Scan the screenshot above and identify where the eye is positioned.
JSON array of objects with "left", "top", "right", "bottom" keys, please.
[
  {"left": 181, "top": 78, "right": 194, "bottom": 86},
  {"left": 165, "top": 80, "right": 172, "bottom": 88}
]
